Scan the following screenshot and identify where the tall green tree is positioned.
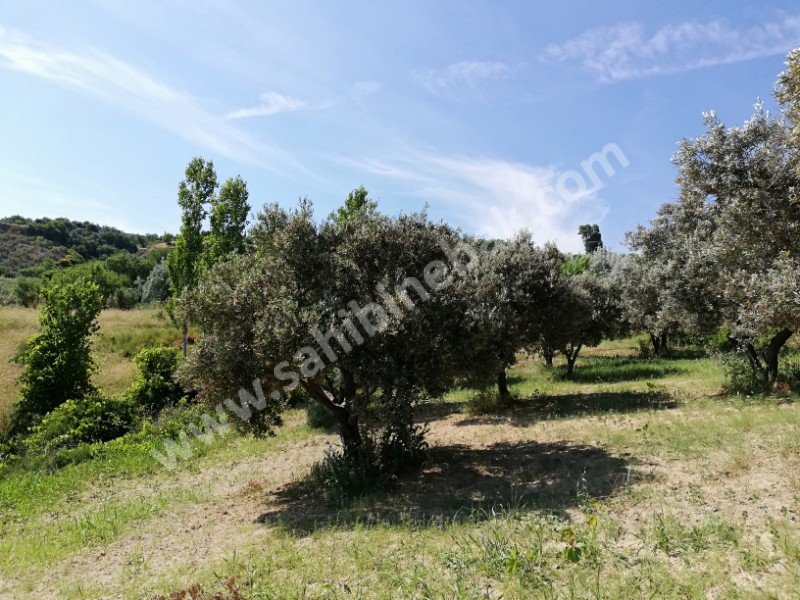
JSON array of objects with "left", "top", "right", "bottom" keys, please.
[
  {"left": 335, "top": 186, "right": 377, "bottom": 225},
  {"left": 578, "top": 224, "right": 603, "bottom": 253},
  {"left": 205, "top": 175, "right": 250, "bottom": 265},
  {"left": 167, "top": 157, "right": 217, "bottom": 355},
  {"left": 11, "top": 280, "right": 103, "bottom": 434}
]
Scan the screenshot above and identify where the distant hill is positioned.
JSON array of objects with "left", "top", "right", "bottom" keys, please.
[{"left": 0, "top": 216, "right": 165, "bottom": 277}]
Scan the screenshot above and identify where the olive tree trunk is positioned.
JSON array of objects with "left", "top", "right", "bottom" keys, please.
[
  {"left": 564, "top": 343, "right": 582, "bottom": 377},
  {"left": 741, "top": 328, "right": 793, "bottom": 388},
  {"left": 649, "top": 331, "right": 668, "bottom": 356},
  {"left": 301, "top": 376, "right": 363, "bottom": 454},
  {"left": 497, "top": 369, "right": 510, "bottom": 399}
]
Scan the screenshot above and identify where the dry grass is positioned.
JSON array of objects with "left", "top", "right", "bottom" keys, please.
[
  {"left": 0, "top": 305, "right": 179, "bottom": 428},
  {"left": 0, "top": 307, "right": 39, "bottom": 428}
]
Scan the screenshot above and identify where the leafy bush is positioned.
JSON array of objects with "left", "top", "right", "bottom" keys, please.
[
  {"left": 308, "top": 388, "right": 428, "bottom": 503},
  {"left": 0, "top": 277, "right": 15, "bottom": 305},
  {"left": 562, "top": 254, "right": 590, "bottom": 275},
  {"left": 373, "top": 387, "right": 428, "bottom": 474},
  {"left": 637, "top": 339, "right": 653, "bottom": 359},
  {"left": 24, "top": 393, "right": 139, "bottom": 456},
  {"left": 127, "top": 346, "right": 184, "bottom": 415},
  {"left": 781, "top": 353, "right": 800, "bottom": 391},
  {"left": 717, "top": 351, "right": 764, "bottom": 395},
  {"left": 49, "top": 262, "right": 128, "bottom": 306},
  {"left": 108, "top": 287, "right": 139, "bottom": 309},
  {"left": 306, "top": 401, "right": 337, "bottom": 429},
  {"left": 11, "top": 280, "right": 103, "bottom": 434},
  {"left": 14, "top": 277, "right": 41, "bottom": 307},
  {"left": 148, "top": 401, "right": 209, "bottom": 438}
]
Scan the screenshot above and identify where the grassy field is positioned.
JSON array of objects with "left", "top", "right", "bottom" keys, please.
[
  {"left": 0, "top": 306, "right": 181, "bottom": 432},
  {"left": 0, "top": 315, "right": 798, "bottom": 598}
]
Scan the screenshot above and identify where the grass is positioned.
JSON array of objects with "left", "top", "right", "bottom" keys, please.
[
  {"left": 0, "top": 332, "right": 799, "bottom": 598},
  {"left": 0, "top": 305, "right": 180, "bottom": 432}
]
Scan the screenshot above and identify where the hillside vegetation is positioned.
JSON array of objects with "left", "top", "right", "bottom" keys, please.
[{"left": 0, "top": 216, "right": 164, "bottom": 277}]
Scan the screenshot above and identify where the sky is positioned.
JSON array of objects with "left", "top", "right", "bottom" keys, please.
[{"left": 1, "top": 1, "right": 799, "bottom": 252}]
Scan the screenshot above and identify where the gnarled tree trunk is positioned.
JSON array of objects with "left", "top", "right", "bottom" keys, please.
[
  {"left": 650, "top": 331, "right": 668, "bottom": 356},
  {"left": 741, "top": 328, "right": 793, "bottom": 388},
  {"left": 564, "top": 343, "right": 582, "bottom": 377},
  {"left": 302, "top": 377, "right": 362, "bottom": 454}
]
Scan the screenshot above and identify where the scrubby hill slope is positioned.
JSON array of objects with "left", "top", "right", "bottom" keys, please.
[{"left": 0, "top": 217, "right": 163, "bottom": 276}]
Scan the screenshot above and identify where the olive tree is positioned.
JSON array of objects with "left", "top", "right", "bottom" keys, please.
[
  {"left": 469, "top": 233, "right": 557, "bottom": 398},
  {"left": 633, "top": 76, "right": 799, "bottom": 385},
  {"left": 534, "top": 251, "right": 624, "bottom": 375},
  {"left": 179, "top": 197, "right": 483, "bottom": 459},
  {"left": 610, "top": 254, "right": 675, "bottom": 355}
]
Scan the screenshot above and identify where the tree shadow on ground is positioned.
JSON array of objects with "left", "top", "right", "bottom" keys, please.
[
  {"left": 558, "top": 357, "right": 688, "bottom": 384},
  {"left": 421, "top": 390, "right": 675, "bottom": 428},
  {"left": 255, "top": 441, "right": 654, "bottom": 535}
]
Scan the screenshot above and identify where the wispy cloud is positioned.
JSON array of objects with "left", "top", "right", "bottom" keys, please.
[
  {"left": 225, "top": 91, "right": 306, "bottom": 119},
  {"left": 0, "top": 26, "right": 307, "bottom": 173},
  {"left": 542, "top": 15, "right": 800, "bottom": 82},
  {"left": 353, "top": 152, "right": 608, "bottom": 252},
  {"left": 418, "top": 60, "right": 511, "bottom": 92}
]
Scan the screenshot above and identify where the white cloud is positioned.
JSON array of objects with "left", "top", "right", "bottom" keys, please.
[
  {"left": 225, "top": 91, "right": 306, "bottom": 119},
  {"left": 355, "top": 153, "right": 608, "bottom": 252},
  {"left": 542, "top": 15, "right": 800, "bottom": 82},
  {"left": 0, "top": 26, "right": 307, "bottom": 173},
  {"left": 419, "top": 60, "right": 511, "bottom": 91}
]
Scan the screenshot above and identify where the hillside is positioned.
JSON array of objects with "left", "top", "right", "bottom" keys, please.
[{"left": 0, "top": 217, "right": 164, "bottom": 276}]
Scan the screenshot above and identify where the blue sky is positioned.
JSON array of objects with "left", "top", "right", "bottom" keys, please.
[{"left": 1, "top": 1, "right": 799, "bottom": 252}]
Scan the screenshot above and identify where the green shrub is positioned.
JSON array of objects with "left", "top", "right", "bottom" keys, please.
[
  {"left": 108, "top": 287, "right": 138, "bottom": 309},
  {"left": 637, "top": 339, "right": 653, "bottom": 359},
  {"left": 127, "top": 347, "right": 183, "bottom": 415},
  {"left": 308, "top": 387, "right": 429, "bottom": 504},
  {"left": 24, "top": 393, "right": 139, "bottom": 456},
  {"left": 717, "top": 351, "right": 763, "bottom": 395},
  {"left": 782, "top": 353, "right": 800, "bottom": 391},
  {"left": 373, "top": 388, "right": 428, "bottom": 474},
  {"left": 147, "top": 401, "right": 208, "bottom": 438},
  {"left": 11, "top": 280, "right": 103, "bottom": 434},
  {"left": 0, "top": 277, "right": 16, "bottom": 305},
  {"left": 306, "top": 401, "right": 337, "bottom": 429},
  {"left": 286, "top": 385, "right": 310, "bottom": 408},
  {"left": 465, "top": 387, "right": 514, "bottom": 415},
  {"left": 14, "top": 277, "right": 41, "bottom": 307}
]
